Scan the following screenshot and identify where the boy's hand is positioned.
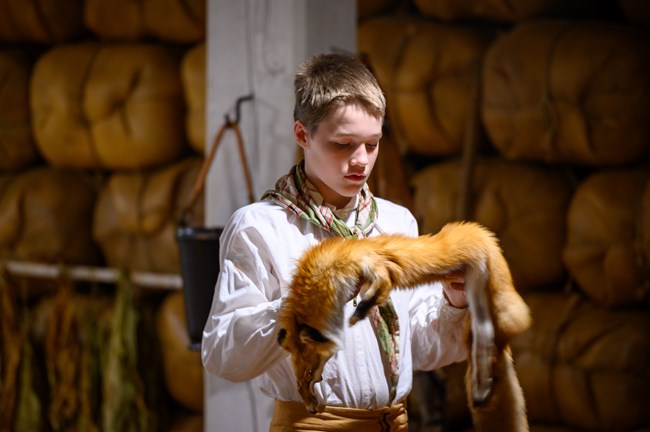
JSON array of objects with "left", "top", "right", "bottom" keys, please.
[{"left": 442, "top": 272, "right": 467, "bottom": 308}]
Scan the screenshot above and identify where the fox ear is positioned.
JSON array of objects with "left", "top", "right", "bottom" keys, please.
[
  {"left": 277, "top": 328, "right": 287, "bottom": 347},
  {"left": 298, "top": 324, "right": 330, "bottom": 345}
]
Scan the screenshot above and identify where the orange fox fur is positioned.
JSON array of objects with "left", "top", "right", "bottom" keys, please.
[{"left": 277, "top": 221, "right": 531, "bottom": 431}]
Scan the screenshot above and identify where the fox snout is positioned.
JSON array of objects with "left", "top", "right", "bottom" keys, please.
[{"left": 277, "top": 322, "right": 338, "bottom": 414}]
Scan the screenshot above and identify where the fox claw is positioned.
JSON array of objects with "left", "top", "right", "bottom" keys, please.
[{"left": 350, "top": 299, "right": 375, "bottom": 325}]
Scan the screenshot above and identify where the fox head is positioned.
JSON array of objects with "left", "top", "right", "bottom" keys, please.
[
  {"left": 277, "top": 317, "right": 338, "bottom": 414},
  {"left": 275, "top": 237, "right": 360, "bottom": 413},
  {"left": 276, "top": 236, "right": 401, "bottom": 413}
]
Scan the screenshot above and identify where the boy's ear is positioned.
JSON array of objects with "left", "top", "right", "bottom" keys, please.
[{"left": 294, "top": 120, "right": 308, "bottom": 150}]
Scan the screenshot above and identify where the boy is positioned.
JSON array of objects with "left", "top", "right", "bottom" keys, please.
[{"left": 202, "top": 53, "right": 468, "bottom": 431}]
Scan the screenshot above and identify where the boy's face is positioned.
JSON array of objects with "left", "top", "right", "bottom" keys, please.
[{"left": 295, "top": 103, "right": 382, "bottom": 209}]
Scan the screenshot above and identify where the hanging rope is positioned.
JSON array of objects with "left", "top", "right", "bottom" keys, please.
[{"left": 180, "top": 94, "right": 255, "bottom": 226}]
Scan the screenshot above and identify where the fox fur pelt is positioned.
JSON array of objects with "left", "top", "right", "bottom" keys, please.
[{"left": 277, "top": 221, "right": 531, "bottom": 431}]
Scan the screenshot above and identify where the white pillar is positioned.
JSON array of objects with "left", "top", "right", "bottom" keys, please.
[{"left": 204, "top": 1, "right": 355, "bottom": 430}]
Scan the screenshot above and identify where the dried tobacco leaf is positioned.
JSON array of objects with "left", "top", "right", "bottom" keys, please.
[
  {"left": 45, "top": 275, "right": 81, "bottom": 431},
  {"left": 14, "top": 313, "right": 43, "bottom": 431},
  {"left": 102, "top": 273, "right": 151, "bottom": 432},
  {"left": 0, "top": 269, "right": 22, "bottom": 430}
]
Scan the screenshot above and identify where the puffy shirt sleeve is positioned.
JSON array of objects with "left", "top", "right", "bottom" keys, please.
[
  {"left": 408, "top": 286, "right": 468, "bottom": 371},
  {"left": 201, "top": 207, "right": 290, "bottom": 381}
]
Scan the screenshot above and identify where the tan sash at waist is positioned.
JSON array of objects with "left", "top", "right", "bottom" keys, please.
[{"left": 270, "top": 399, "right": 408, "bottom": 432}]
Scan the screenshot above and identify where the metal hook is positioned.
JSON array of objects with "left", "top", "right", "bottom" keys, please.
[{"left": 225, "top": 94, "right": 254, "bottom": 125}]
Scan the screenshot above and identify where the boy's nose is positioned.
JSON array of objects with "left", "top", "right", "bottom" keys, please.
[{"left": 350, "top": 146, "right": 369, "bottom": 166}]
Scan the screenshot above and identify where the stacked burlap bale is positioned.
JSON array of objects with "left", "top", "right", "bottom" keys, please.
[
  {"left": 0, "top": 168, "right": 100, "bottom": 265},
  {"left": 0, "top": 51, "right": 39, "bottom": 171},
  {"left": 182, "top": 43, "right": 206, "bottom": 154},
  {"left": 357, "top": 17, "right": 494, "bottom": 156},
  {"left": 564, "top": 169, "right": 650, "bottom": 308},
  {"left": 31, "top": 42, "right": 186, "bottom": 170},
  {"left": 367, "top": 135, "right": 414, "bottom": 212},
  {"left": 412, "top": 159, "right": 574, "bottom": 291},
  {"left": 156, "top": 291, "right": 204, "bottom": 412},
  {"left": 93, "top": 157, "right": 204, "bottom": 274},
  {"left": 167, "top": 414, "right": 203, "bottom": 432},
  {"left": 511, "top": 292, "right": 650, "bottom": 431},
  {"left": 0, "top": 0, "right": 85, "bottom": 44},
  {"left": 357, "top": 0, "right": 403, "bottom": 21},
  {"left": 482, "top": 21, "right": 650, "bottom": 166},
  {"left": 84, "top": 0, "right": 205, "bottom": 44},
  {"left": 1, "top": 1, "right": 208, "bottom": 427},
  {"left": 413, "top": 0, "right": 589, "bottom": 22},
  {"left": 619, "top": 0, "right": 650, "bottom": 27}
]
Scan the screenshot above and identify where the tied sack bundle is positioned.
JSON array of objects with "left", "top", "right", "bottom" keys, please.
[
  {"left": 181, "top": 43, "right": 206, "bottom": 154},
  {"left": 31, "top": 43, "right": 185, "bottom": 170},
  {"left": 358, "top": 17, "right": 494, "bottom": 156},
  {"left": 412, "top": 158, "right": 574, "bottom": 291},
  {"left": 0, "top": 51, "right": 38, "bottom": 171},
  {"left": 482, "top": 21, "right": 650, "bottom": 166},
  {"left": 412, "top": 0, "right": 589, "bottom": 23},
  {"left": 156, "top": 292, "right": 203, "bottom": 413},
  {"left": 511, "top": 292, "right": 650, "bottom": 431},
  {"left": 0, "top": 168, "right": 100, "bottom": 265},
  {"left": 0, "top": 0, "right": 84, "bottom": 44},
  {"left": 84, "top": 0, "right": 205, "bottom": 44},
  {"left": 619, "top": 0, "right": 650, "bottom": 27},
  {"left": 93, "top": 157, "right": 204, "bottom": 274},
  {"left": 366, "top": 134, "right": 413, "bottom": 211},
  {"left": 357, "top": 0, "right": 402, "bottom": 21},
  {"left": 563, "top": 169, "right": 650, "bottom": 308}
]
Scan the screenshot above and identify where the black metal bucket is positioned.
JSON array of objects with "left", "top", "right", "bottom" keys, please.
[{"left": 176, "top": 225, "right": 224, "bottom": 351}]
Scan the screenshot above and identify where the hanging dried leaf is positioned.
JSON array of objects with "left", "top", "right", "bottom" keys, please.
[
  {"left": 0, "top": 269, "right": 22, "bottom": 430},
  {"left": 14, "top": 313, "right": 43, "bottom": 431},
  {"left": 101, "top": 273, "right": 151, "bottom": 432},
  {"left": 45, "top": 275, "right": 81, "bottom": 431}
]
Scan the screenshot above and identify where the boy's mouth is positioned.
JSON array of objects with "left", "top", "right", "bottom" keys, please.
[{"left": 344, "top": 174, "right": 366, "bottom": 182}]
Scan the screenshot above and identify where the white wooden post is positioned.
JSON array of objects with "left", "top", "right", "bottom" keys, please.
[{"left": 204, "top": 1, "right": 355, "bottom": 430}]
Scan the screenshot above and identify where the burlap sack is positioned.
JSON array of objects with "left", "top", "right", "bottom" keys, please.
[
  {"left": 93, "top": 157, "right": 204, "bottom": 274},
  {"left": 0, "top": 51, "right": 38, "bottom": 171},
  {"left": 482, "top": 21, "right": 650, "bottom": 166},
  {"left": 0, "top": 0, "right": 84, "bottom": 43},
  {"left": 358, "top": 17, "right": 494, "bottom": 156},
  {"left": 511, "top": 292, "right": 650, "bottom": 431},
  {"left": 181, "top": 43, "right": 206, "bottom": 154},
  {"left": 619, "top": 0, "right": 650, "bottom": 27},
  {"left": 167, "top": 414, "right": 203, "bottom": 432},
  {"left": 31, "top": 43, "right": 185, "bottom": 170},
  {"left": 563, "top": 169, "right": 650, "bottom": 308},
  {"left": 413, "top": 0, "right": 589, "bottom": 22},
  {"left": 367, "top": 135, "right": 413, "bottom": 212},
  {"left": 358, "top": 0, "right": 402, "bottom": 21},
  {"left": 156, "top": 291, "right": 203, "bottom": 412},
  {"left": 412, "top": 159, "right": 574, "bottom": 291},
  {"left": 84, "top": 0, "right": 205, "bottom": 43},
  {"left": 0, "top": 168, "right": 100, "bottom": 265}
]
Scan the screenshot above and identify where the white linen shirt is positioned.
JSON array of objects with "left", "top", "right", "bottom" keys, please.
[{"left": 201, "top": 197, "right": 468, "bottom": 409}]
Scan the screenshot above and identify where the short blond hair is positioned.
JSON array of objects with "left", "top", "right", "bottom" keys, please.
[{"left": 294, "top": 53, "right": 386, "bottom": 134}]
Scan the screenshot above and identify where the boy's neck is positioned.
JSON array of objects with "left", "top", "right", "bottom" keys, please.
[{"left": 324, "top": 195, "right": 357, "bottom": 211}]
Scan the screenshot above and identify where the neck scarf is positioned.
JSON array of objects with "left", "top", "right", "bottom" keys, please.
[
  {"left": 263, "top": 162, "right": 376, "bottom": 238},
  {"left": 263, "top": 161, "right": 400, "bottom": 402}
]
